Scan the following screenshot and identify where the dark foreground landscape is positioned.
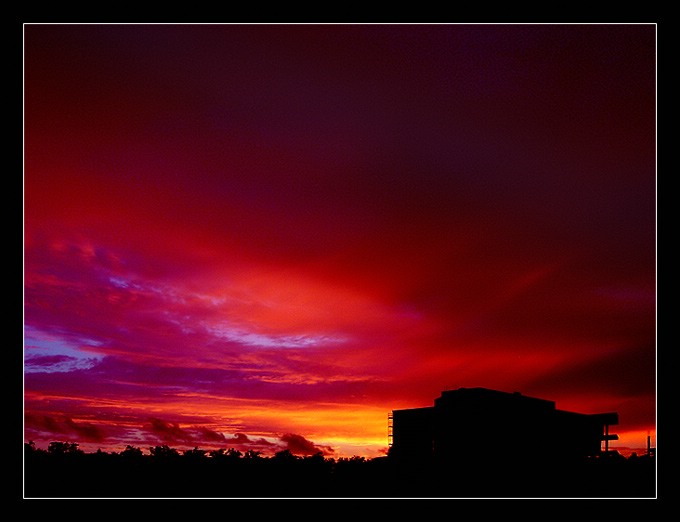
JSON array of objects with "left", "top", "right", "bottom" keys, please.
[{"left": 24, "top": 442, "right": 656, "bottom": 498}]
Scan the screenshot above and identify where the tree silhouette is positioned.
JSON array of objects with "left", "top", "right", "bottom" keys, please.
[
  {"left": 47, "top": 441, "right": 83, "bottom": 455},
  {"left": 208, "top": 448, "right": 226, "bottom": 460},
  {"left": 22, "top": 440, "right": 657, "bottom": 498},
  {"left": 273, "top": 448, "right": 297, "bottom": 461},
  {"left": 243, "top": 449, "right": 262, "bottom": 459},
  {"left": 225, "top": 447, "right": 243, "bottom": 460},
  {"left": 121, "top": 445, "right": 143, "bottom": 460},
  {"left": 183, "top": 447, "right": 207, "bottom": 460},
  {"left": 149, "top": 444, "right": 180, "bottom": 460}
]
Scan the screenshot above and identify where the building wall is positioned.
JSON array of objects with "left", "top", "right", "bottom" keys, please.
[
  {"left": 433, "top": 388, "right": 557, "bottom": 462},
  {"left": 391, "top": 388, "right": 617, "bottom": 464},
  {"left": 390, "top": 407, "right": 434, "bottom": 460}
]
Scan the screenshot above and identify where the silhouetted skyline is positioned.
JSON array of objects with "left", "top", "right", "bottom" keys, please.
[
  {"left": 24, "top": 437, "right": 656, "bottom": 498},
  {"left": 389, "top": 387, "right": 620, "bottom": 462}
]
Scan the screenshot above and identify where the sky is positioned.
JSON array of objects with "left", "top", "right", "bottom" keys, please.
[{"left": 23, "top": 23, "right": 656, "bottom": 459}]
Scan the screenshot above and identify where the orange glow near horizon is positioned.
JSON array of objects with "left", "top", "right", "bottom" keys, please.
[{"left": 609, "top": 429, "right": 657, "bottom": 457}]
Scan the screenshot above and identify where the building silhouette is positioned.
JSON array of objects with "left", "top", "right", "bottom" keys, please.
[{"left": 388, "top": 387, "right": 618, "bottom": 464}]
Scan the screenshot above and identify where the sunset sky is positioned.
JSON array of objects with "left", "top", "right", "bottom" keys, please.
[{"left": 23, "top": 24, "right": 656, "bottom": 458}]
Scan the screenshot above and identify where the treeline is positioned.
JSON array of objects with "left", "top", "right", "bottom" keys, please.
[
  {"left": 24, "top": 441, "right": 381, "bottom": 498},
  {"left": 24, "top": 441, "right": 656, "bottom": 498}
]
